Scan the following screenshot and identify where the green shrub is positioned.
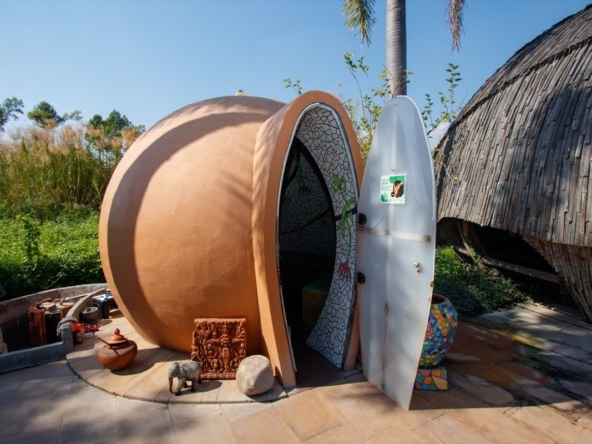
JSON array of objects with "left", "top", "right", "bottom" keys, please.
[
  {"left": 434, "top": 246, "right": 529, "bottom": 316},
  {"left": 0, "top": 211, "right": 104, "bottom": 298}
]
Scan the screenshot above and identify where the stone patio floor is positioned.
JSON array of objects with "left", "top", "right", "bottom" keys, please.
[{"left": 2, "top": 302, "right": 592, "bottom": 443}]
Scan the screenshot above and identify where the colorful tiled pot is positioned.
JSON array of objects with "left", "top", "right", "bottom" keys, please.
[{"left": 419, "top": 293, "right": 458, "bottom": 368}]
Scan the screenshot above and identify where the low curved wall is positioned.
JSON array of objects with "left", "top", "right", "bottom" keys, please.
[
  {"left": 0, "top": 284, "right": 108, "bottom": 374},
  {"left": 0, "top": 283, "right": 107, "bottom": 324}
]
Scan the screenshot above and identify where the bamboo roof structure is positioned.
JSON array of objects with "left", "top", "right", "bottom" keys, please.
[
  {"left": 436, "top": 4, "right": 592, "bottom": 246},
  {"left": 435, "top": 4, "right": 592, "bottom": 320}
]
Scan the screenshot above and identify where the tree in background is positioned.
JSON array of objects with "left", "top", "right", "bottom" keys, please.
[
  {"left": 86, "top": 110, "right": 145, "bottom": 158},
  {"left": 27, "top": 101, "right": 82, "bottom": 128},
  {"left": 342, "top": 0, "right": 466, "bottom": 96},
  {"left": 0, "top": 97, "right": 25, "bottom": 132}
]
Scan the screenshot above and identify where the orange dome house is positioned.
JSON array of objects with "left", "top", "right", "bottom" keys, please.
[{"left": 99, "top": 91, "right": 364, "bottom": 387}]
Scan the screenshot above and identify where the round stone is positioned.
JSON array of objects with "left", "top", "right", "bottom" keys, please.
[{"left": 236, "top": 355, "right": 274, "bottom": 396}]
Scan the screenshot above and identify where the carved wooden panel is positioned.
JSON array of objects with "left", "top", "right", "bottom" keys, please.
[{"left": 191, "top": 318, "right": 247, "bottom": 379}]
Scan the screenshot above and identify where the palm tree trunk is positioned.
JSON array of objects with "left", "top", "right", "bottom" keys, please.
[
  {"left": 386, "top": 0, "right": 406, "bottom": 97},
  {"left": 344, "top": 0, "right": 463, "bottom": 97}
]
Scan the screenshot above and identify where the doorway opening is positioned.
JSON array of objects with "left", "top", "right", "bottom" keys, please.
[
  {"left": 276, "top": 105, "right": 359, "bottom": 385},
  {"left": 278, "top": 137, "right": 335, "bottom": 344}
]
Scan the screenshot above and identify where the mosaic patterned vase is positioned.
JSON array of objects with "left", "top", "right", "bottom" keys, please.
[{"left": 419, "top": 293, "right": 458, "bottom": 369}]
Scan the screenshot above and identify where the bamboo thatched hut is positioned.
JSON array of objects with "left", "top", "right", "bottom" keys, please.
[{"left": 435, "top": 5, "right": 592, "bottom": 321}]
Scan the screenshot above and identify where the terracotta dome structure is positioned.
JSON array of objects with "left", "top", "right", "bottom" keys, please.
[
  {"left": 99, "top": 91, "right": 364, "bottom": 387},
  {"left": 435, "top": 5, "right": 592, "bottom": 320}
]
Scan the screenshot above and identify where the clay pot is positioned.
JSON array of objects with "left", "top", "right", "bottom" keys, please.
[
  {"left": 419, "top": 293, "right": 458, "bottom": 369},
  {"left": 98, "top": 328, "right": 137, "bottom": 370},
  {"left": 81, "top": 306, "right": 100, "bottom": 324}
]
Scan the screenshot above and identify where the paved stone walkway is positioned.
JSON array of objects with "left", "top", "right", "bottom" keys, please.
[{"left": 2, "top": 302, "right": 592, "bottom": 443}]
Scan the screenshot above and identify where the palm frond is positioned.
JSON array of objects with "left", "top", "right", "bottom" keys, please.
[
  {"left": 342, "top": 0, "right": 376, "bottom": 45},
  {"left": 447, "top": 0, "right": 466, "bottom": 50}
]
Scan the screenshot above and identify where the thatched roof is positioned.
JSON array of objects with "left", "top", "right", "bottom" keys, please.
[{"left": 436, "top": 4, "right": 592, "bottom": 247}]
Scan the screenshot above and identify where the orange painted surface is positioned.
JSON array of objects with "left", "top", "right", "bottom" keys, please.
[
  {"left": 100, "top": 93, "right": 363, "bottom": 388},
  {"left": 99, "top": 96, "right": 284, "bottom": 355},
  {"left": 253, "top": 91, "right": 364, "bottom": 387}
]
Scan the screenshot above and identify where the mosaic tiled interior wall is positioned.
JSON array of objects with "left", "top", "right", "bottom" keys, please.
[
  {"left": 279, "top": 139, "right": 336, "bottom": 257},
  {"left": 278, "top": 106, "right": 358, "bottom": 369}
]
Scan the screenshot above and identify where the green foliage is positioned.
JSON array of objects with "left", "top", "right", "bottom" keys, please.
[
  {"left": 0, "top": 101, "right": 143, "bottom": 297},
  {"left": 284, "top": 55, "right": 459, "bottom": 164},
  {"left": 342, "top": 56, "right": 461, "bottom": 159},
  {"left": 283, "top": 79, "right": 303, "bottom": 96},
  {"left": 0, "top": 97, "right": 24, "bottom": 132},
  {"left": 88, "top": 110, "right": 140, "bottom": 139},
  {"left": 26, "top": 101, "right": 82, "bottom": 128},
  {"left": 0, "top": 102, "right": 144, "bottom": 219},
  {"left": 86, "top": 110, "right": 145, "bottom": 154},
  {"left": 16, "top": 214, "right": 42, "bottom": 261},
  {"left": 434, "top": 246, "right": 529, "bottom": 316},
  {"left": 0, "top": 123, "right": 125, "bottom": 219},
  {"left": 286, "top": 54, "right": 395, "bottom": 164},
  {"left": 422, "top": 63, "right": 462, "bottom": 131},
  {"left": 64, "top": 110, "right": 83, "bottom": 122},
  {"left": 340, "top": 52, "right": 392, "bottom": 163},
  {"left": 0, "top": 212, "right": 104, "bottom": 298},
  {"left": 27, "top": 101, "right": 66, "bottom": 128}
]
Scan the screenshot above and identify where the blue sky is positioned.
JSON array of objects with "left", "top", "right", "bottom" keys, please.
[{"left": 1, "top": 0, "right": 590, "bottom": 131}]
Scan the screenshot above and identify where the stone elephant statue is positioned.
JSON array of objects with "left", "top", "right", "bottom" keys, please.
[{"left": 168, "top": 361, "right": 202, "bottom": 396}]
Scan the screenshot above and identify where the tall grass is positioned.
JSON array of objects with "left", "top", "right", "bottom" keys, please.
[
  {"left": 0, "top": 123, "right": 121, "bottom": 219},
  {"left": 0, "top": 122, "right": 137, "bottom": 297}
]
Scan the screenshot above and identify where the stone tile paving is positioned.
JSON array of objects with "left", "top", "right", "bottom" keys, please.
[
  {"left": 2, "top": 302, "right": 592, "bottom": 442},
  {"left": 476, "top": 303, "right": 592, "bottom": 418}
]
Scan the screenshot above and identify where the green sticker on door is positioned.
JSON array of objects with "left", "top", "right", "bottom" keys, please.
[{"left": 380, "top": 174, "right": 406, "bottom": 204}]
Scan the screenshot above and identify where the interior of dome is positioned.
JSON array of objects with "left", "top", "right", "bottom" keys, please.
[
  {"left": 278, "top": 137, "right": 336, "bottom": 351},
  {"left": 274, "top": 105, "right": 359, "bottom": 382}
]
